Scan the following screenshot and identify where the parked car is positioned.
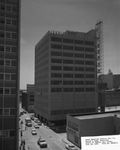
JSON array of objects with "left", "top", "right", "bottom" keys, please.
[
  {"left": 31, "top": 129, "right": 37, "bottom": 135},
  {"left": 34, "top": 118, "right": 39, "bottom": 123},
  {"left": 34, "top": 124, "right": 39, "bottom": 129},
  {"left": 36, "top": 120, "right": 42, "bottom": 126},
  {"left": 37, "top": 137, "right": 47, "bottom": 148},
  {"left": 65, "top": 144, "right": 78, "bottom": 150}
]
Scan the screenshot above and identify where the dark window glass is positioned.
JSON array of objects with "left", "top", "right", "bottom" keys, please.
[
  {"left": 51, "top": 44, "right": 62, "bottom": 49},
  {"left": 12, "top": 6, "right": 17, "bottom": 12},
  {"left": 74, "top": 53, "right": 84, "bottom": 58},
  {"left": 85, "top": 48, "right": 94, "bottom": 52},
  {"left": 0, "top": 74, "right": 4, "bottom": 79},
  {"left": 51, "top": 66, "right": 62, "bottom": 70},
  {"left": 0, "top": 4, "right": 5, "bottom": 10},
  {"left": 85, "top": 61, "right": 94, "bottom": 65},
  {"left": 51, "top": 88, "right": 62, "bottom": 92},
  {"left": 63, "top": 59, "right": 73, "bottom": 64},
  {"left": 51, "top": 80, "right": 62, "bottom": 85},
  {"left": 10, "top": 109, "right": 16, "bottom": 115},
  {"left": 85, "top": 74, "right": 95, "bottom": 78},
  {"left": 0, "top": 32, "right": 4, "bottom": 37},
  {"left": 51, "top": 59, "right": 62, "bottom": 63},
  {"left": 0, "top": 109, "right": 2, "bottom": 115},
  {"left": 5, "top": 60, "right": 10, "bottom": 66},
  {"left": 0, "top": 45, "right": 4, "bottom": 51},
  {"left": 0, "top": 60, "right": 4, "bottom": 65},
  {"left": 75, "top": 74, "right": 84, "bottom": 78},
  {"left": 10, "top": 130, "right": 15, "bottom": 137},
  {"left": 6, "top": 32, "right": 11, "bottom": 38},
  {"left": 63, "top": 38, "right": 73, "bottom": 43},
  {"left": 86, "top": 88, "right": 95, "bottom": 92},
  {"left": 63, "top": 88, "right": 73, "bottom": 92},
  {"left": 86, "top": 81, "right": 95, "bottom": 85},
  {"left": 74, "top": 40, "right": 84, "bottom": 45},
  {"left": 85, "top": 41, "right": 94, "bottom": 46},
  {"left": 12, "top": 33, "right": 17, "bottom": 39},
  {"left": 51, "top": 51, "right": 62, "bottom": 56},
  {"left": 63, "top": 52, "right": 73, "bottom": 57},
  {"left": 51, "top": 37, "right": 62, "bottom": 42},
  {"left": 85, "top": 67, "right": 95, "bottom": 72},
  {"left": 75, "top": 60, "right": 84, "bottom": 65},
  {"left": 0, "top": 18, "right": 5, "bottom": 24},
  {"left": 85, "top": 54, "right": 94, "bottom": 58},
  {"left": 6, "top": 5, "right": 12, "bottom": 11},
  {"left": 75, "top": 81, "right": 84, "bottom": 85},
  {"left": 63, "top": 45, "right": 73, "bottom": 50},
  {"left": 12, "top": 46, "right": 17, "bottom": 52},
  {"left": 6, "top": 18, "right": 11, "bottom": 25},
  {"left": 75, "top": 67, "right": 84, "bottom": 71},
  {"left": 63, "top": 66, "right": 73, "bottom": 71},
  {"left": 12, "top": 19, "right": 17, "bottom": 26},
  {"left": 51, "top": 73, "right": 62, "bottom": 78},
  {"left": 5, "top": 88, "right": 10, "bottom": 94},
  {"left": 75, "top": 88, "right": 84, "bottom": 92},
  {"left": 11, "top": 88, "right": 16, "bottom": 94},
  {"left": 0, "top": 88, "right": 3, "bottom": 94},
  {"left": 63, "top": 74, "right": 73, "bottom": 78},
  {"left": 11, "top": 60, "right": 17, "bottom": 66},
  {"left": 6, "top": 46, "right": 11, "bottom": 52},
  {"left": 63, "top": 81, "right": 73, "bottom": 85},
  {"left": 74, "top": 47, "right": 84, "bottom": 51}
]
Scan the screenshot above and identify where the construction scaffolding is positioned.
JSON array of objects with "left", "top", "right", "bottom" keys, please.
[{"left": 95, "top": 19, "right": 104, "bottom": 77}]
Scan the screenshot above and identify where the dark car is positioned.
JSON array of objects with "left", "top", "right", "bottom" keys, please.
[{"left": 37, "top": 137, "right": 47, "bottom": 148}]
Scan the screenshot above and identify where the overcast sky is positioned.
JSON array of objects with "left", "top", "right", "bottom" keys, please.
[{"left": 20, "top": 0, "right": 120, "bottom": 89}]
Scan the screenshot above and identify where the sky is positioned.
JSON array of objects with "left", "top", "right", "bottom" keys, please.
[{"left": 20, "top": 0, "right": 120, "bottom": 89}]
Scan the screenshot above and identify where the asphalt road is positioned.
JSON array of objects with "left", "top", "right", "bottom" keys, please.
[{"left": 19, "top": 112, "right": 67, "bottom": 150}]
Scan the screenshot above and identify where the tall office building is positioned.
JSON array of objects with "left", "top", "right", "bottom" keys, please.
[
  {"left": 0, "top": 0, "right": 20, "bottom": 150},
  {"left": 35, "top": 29, "right": 98, "bottom": 125}
]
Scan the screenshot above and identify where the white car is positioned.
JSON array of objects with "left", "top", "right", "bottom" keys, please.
[
  {"left": 65, "top": 144, "right": 78, "bottom": 150},
  {"left": 31, "top": 129, "right": 37, "bottom": 135},
  {"left": 34, "top": 124, "right": 39, "bottom": 129}
]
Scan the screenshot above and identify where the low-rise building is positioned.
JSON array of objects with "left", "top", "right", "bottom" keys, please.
[{"left": 66, "top": 111, "right": 120, "bottom": 149}]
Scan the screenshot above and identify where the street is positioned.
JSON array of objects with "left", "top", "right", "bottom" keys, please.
[{"left": 19, "top": 112, "right": 67, "bottom": 150}]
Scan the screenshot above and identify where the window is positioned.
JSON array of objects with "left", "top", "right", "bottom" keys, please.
[
  {"left": 85, "top": 41, "right": 94, "bottom": 46},
  {"left": 63, "top": 66, "right": 73, "bottom": 71},
  {"left": 0, "top": 45, "right": 4, "bottom": 51},
  {"left": 51, "top": 59, "right": 62, "bottom": 63},
  {"left": 75, "top": 67, "right": 84, "bottom": 71},
  {"left": 85, "top": 48, "right": 94, "bottom": 52},
  {"left": 63, "top": 73, "right": 73, "bottom": 78},
  {"left": 63, "top": 81, "right": 73, "bottom": 85},
  {"left": 86, "top": 81, "right": 95, "bottom": 85},
  {"left": 11, "top": 60, "right": 16, "bottom": 66},
  {"left": 85, "top": 67, "right": 95, "bottom": 72},
  {"left": 75, "top": 88, "right": 84, "bottom": 92},
  {"left": 5, "top": 60, "right": 11, "bottom": 66},
  {"left": 12, "top": 46, "right": 17, "bottom": 52},
  {"left": 11, "top": 88, "right": 16, "bottom": 94},
  {"left": 5, "top": 46, "right": 11, "bottom": 52},
  {"left": 0, "top": 18, "right": 5, "bottom": 24},
  {"left": 51, "top": 88, "right": 62, "bottom": 92},
  {"left": 74, "top": 40, "right": 84, "bottom": 45},
  {"left": 51, "top": 51, "right": 62, "bottom": 56},
  {"left": 12, "top": 19, "right": 17, "bottom": 26},
  {"left": 51, "top": 37, "right": 62, "bottom": 42},
  {"left": 51, "top": 73, "right": 62, "bottom": 78},
  {"left": 0, "top": 88, "right": 3, "bottom": 94},
  {"left": 85, "top": 74, "right": 95, "bottom": 78},
  {"left": 75, "top": 81, "right": 84, "bottom": 85},
  {"left": 0, "top": 74, "right": 4, "bottom": 80},
  {"left": 63, "top": 88, "right": 73, "bottom": 92},
  {"left": 6, "top": 32, "right": 11, "bottom": 38},
  {"left": 75, "top": 60, "right": 84, "bottom": 65},
  {"left": 5, "top": 74, "right": 10, "bottom": 80},
  {"left": 63, "top": 52, "right": 73, "bottom": 57},
  {"left": 11, "top": 74, "right": 16, "bottom": 80},
  {"left": 86, "top": 88, "right": 95, "bottom": 92},
  {"left": 74, "top": 53, "right": 84, "bottom": 58},
  {"left": 51, "top": 66, "right": 62, "bottom": 70},
  {"left": 6, "top": 18, "right": 12, "bottom": 25},
  {"left": 0, "top": 3, "right": 5, "bottom": 10},
  {"left": 10, "top": 109, "right": 16, "bottom": 115},
  {"left": 10, "top": 130, "right": 15, "bottom": 137},
  {"left": 4, "top": 88, "right": 10, "bottom": 94},
  {"left": 74, "top": 47, "right": 84, "bottom": 51},
  {"left": 51, "top": 44, "right": 62, "bottom": 49},
  {"left": 75, "top": 74, "right": 84, "bottom": 78},
  {"left": 85, "top": 61, "right": 94, "bottom": 65},
  {"left": 63, "top": 45, "right": 73, "bottom": 50},
  {"left": 63, "top": 38, "right": 73, "bottom": 43},
  {"left": 12, "top": 5, "right": 17, "bottom": 12},
  {"left": 51, "top": 80, "right": 62, "bottom": 85},
  {"left": 63, "top": 59, "right": 73, "bottom": 64},
  {"left": 12, "top": 33, "right": 17, "bottom": 39},
  {"left": 3, "top": 109, "right": 10, "bottom": 115},
  {"left": 85, "top": 54, "right": 94, "bottom": 58},
  {"left": 0, "top": 31, "right": 4, "bottom": 37},
  {"left": 0, "top": 60, "right": 4, "bottom": 66},
  {"left": 6, "top": 4, "right": 12, "bottom": 11}
]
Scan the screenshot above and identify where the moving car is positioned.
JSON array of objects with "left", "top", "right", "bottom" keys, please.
[
  {"left": 65, "top": 144, "right": 78, "bottom": 150},
  {"left": 31, "top": 129, "right": 37, "bottom": 135},
  {"left": 37, "top": 137, "right": 47, "bottom": 148}
]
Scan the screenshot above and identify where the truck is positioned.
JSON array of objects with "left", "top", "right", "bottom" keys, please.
[{"left": 25, "top": 117, "right": 32, "bottom": 127}]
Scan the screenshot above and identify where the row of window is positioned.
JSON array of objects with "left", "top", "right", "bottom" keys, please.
[
  {"left": 51, "top": 44, "right": 94, "bottom": 52},
  {"left": 0, "top": 17, "right": 17, "bottom": 26},
  {"left": 0, "top": 3, "right": 17, "bottom": 12},
  {"left": 0, "top": 31, "right": 17, "bottom": 39},
  {"left": 51, "top": 66, "right": 95, "bottom": 72},
  {"left": 0, "top": 87, "right": 16, "bottom": 94},
  {"left": 0, "top": 130, "right": 15, "bottom": 138},
  {"left": 51, "top": 80, "right": 95, "bottom": 85},
  {"left": 0, "top": 108, "right": 16, "bottom": 116},
  {"left": 0, "top": 73, "right": 16, "bottom": 80},
  {"left": 51, "top": 51, "right": 94, "bottom": 58},
  {"left": 51, "top": 37, "right": 94, "bottom": 46},
  {"left": 0, "top": 59, "right": 17, "bottom": 66},
  {"left": 0, "top": 45, "right": 17, "bottom": 52},
  {"left": 51, "top": 59, "right": 95, "bottom": 65},
  {"left": 51, "top": 87, "right": 95, "bottom": 92},
  {"left": 51, "top": 73, "right": 95, "bottom": 78}
]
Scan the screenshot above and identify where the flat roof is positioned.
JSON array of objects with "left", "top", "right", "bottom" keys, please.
[{"left": 74, "top": 111, "right": 120, "bottom": 120}]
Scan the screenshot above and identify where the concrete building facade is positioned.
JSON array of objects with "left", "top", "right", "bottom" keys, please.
[
  {"left": 66, "top": 112, "right": 120, "bottom": 148},
  {"left": 35, "top": 30, "right": 98, "bottom": 125},
  {"left": 0, "top": 0, "right": 21, "bottom": 150}
]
